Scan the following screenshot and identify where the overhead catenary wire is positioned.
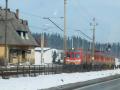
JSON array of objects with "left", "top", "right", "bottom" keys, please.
[
  {"left": 18, "top": 10, "right": 93, "bottom": 42},
  {"left": 75, "top": 29, "right": 92, "bottom": 41},
  {"left": 29, "top": 24, "right": 92, "bottom": 41},
  {"left": 21, "top": 11, "right": 64, "bottom": 19},
  {"left": 43, "top": 17, "right": 63, "bottom": 31}
]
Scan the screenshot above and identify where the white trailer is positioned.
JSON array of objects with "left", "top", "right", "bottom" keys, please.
[
  {"left": 115, "top": 58, "right": 120, "bottom": 68},
  {"left": 35, "top": 47, "right": 63, "bottom": 65}
]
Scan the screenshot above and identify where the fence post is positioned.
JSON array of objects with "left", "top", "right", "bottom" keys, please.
[
  {"left": 34, "top": 65, "right": 36, "bottom": 76},
  {"left": 1, "top": 67, "right": 4, "bottom": 79},
  {"left": 29, "top": 65, "right": 30, "bottom": 76},
  {"left": 6, "top": 66, "right": 7, "bottom": 77},
  {"left": 55, "top": 64, "right": 57, "bottom": 74},
  {"left": 47, "top": 64, "right": 49, "bottom": 75},
  {"left": 51, "top": 64, "right": 53, "bottom": 74},
  {"left": 17, "top": 65, "right": 19, "bottom": 77},
  {"left": 23, "top": 66, "right": 25, "bottom": 77},
  {"left": 39, "top": 65, "right": 40, "bottom": 75},
  {"left": 44, "top": 65, "right": 45, "bottom": 75}
]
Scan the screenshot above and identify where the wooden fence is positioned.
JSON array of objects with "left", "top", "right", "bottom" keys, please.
[
  {"left": 0, "top": 64, "right": 115, "bottom": 79},
  {"left": 0, "top": 64, "right": 62, "bottom": 79}
]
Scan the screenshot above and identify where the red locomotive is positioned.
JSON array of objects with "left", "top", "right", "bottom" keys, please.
[{"left": 64, "top": 48, "right": 115, "bottom": 69}]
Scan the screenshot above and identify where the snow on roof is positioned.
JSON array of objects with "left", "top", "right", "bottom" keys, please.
[{"left": 35, "top": 47, "right": 51, "bottom": 51}]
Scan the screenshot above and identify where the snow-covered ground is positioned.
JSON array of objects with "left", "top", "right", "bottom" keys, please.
[{"left": 0, "top": 69, "right": 120, "bottom": 90}]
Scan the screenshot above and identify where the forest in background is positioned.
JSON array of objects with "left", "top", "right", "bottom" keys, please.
[{"left": 32, "top": 33, "right": 120, "bottom": 58}]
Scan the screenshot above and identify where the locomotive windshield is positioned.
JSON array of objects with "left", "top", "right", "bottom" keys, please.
[
  {"left": 66, "top": 52, "right": 80, "bottom": 58},
  {"left": 71, "top": 53, "right": 74, "bottom": 58},
  {"left": 66, "top": 53, "right": 70, "bottom": 58},
  {"left": 75, "top": 53, "right": 80, "bottom": 58}
]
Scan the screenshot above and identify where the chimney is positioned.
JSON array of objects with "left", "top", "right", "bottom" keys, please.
[{"left": 16, "top": 9, "right": 19, "bottom": 19}]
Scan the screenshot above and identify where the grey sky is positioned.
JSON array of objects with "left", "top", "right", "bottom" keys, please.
[{"left": 0, "top": 0, "right": 120, "bottom": 43}]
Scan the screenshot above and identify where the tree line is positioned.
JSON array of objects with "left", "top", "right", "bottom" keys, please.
[{"left": 32, "top": 33, "right": 120, "bottom": 58}]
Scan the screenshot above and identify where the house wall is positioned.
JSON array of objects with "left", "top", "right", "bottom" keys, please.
[
  {"left": 27, "top": 48, "right": 35, "bottom": 64},
  {"left": 0, "top": 46, "right": 5, "bottom": 58},
  {"left": 0, "top": 45, "right": 9, "bottom": 65},
  {"left": 0, "top": 45, "right": 9, "bottom": 59},
  {"left": 8, "top": 46, "right": 35, "bottom": 65},
  {"left": 0, "top": 45, "right": 35, "bottom": 65}
]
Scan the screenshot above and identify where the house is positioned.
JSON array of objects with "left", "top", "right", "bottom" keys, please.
[{"left": 0, "top": 8, "right": 38, "bottom": 65}]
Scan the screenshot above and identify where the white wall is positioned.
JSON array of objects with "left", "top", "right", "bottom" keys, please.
[
  {"left": 35, "top": 47, "right": 62, "bottom": 65},
  {"left": 115, "top": 58, "right": 120, "bottom": 66}
]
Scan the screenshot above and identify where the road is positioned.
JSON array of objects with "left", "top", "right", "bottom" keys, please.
[{"left": 74, "top": 78, "right": 120, "bottom": 90}]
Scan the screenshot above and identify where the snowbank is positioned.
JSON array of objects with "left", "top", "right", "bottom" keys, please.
[{"left": 0, "top": 69, "right": 120, "bottom": 90}]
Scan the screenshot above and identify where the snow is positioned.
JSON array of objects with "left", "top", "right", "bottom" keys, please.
[{"left": 0, "top": 69, "right": 120, "bottom": 90}]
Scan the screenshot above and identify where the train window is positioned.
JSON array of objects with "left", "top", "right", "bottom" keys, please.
[
  {"left": 71, "top": 53, "right": 74, "bottom": 58},
  {"left": 66, "top": 53, "right": 70, "bottom": 58},
  {"left": 75, "top": 54, "right": 80, "bottom": 58}
]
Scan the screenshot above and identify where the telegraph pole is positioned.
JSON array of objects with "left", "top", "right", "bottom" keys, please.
[
  {"left": 5, "top": 0, "right": 8, "bottom": 66},
  {"left": 64, "top": 0, "right": 67, "bottom": 52},
  {"left": 41, "top": 33, "right": 44, "bottom": 64},
  {"left": 90, "top": 18, "right": 98, "bottom": 66}
]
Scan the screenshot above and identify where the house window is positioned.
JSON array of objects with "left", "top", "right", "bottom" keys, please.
[
  {"left": 23, "top": 32, "right": 26, "bottom": 38},
  {"left": 26, "top": 50, "right": 31, "bottom": 54},
  {"left": 10, "top": 49, "right": 18, "bottom": 58},
  {"left": 17, "top": 31, "right": 21, "bottom": 36},
  {"left": 17, "top": 30, "right": 29, "bottom": 39},
  {"left": 22, "top": 50, "right": 26, "bottom": 59},
  {"left": 25, "top": 33, "right": 29, "bottom": 39}
]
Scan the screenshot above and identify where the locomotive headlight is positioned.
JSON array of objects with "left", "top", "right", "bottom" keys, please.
[{"left": 92, "top": 57, "right": 94, "bottom": 60}]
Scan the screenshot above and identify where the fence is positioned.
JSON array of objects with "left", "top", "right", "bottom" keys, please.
[
  {"left": 0, "top": 64, "right": 63, "bottom": 79},
  {"left": 0, "top": 64, "right": 115, "bottom": 79}
]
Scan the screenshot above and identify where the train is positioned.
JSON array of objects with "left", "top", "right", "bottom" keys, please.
[{"left": 64, "top": 48, "right": 115, "bottom": 70}]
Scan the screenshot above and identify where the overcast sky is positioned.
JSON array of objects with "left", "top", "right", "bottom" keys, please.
[{"left": 0, "top": 0, "right": 120, "bottom": 43}]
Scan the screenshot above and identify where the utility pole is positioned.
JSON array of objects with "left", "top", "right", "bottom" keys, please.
[
  {"left": 5, "top": 0, "right": 8, "bottom": 66},
  {"left": 41, "top": 33, "right": 44, "bottom": 64},
  {"left": 90, "top": 18, "right": 98, "bottom": 66},
  {"left": 64, "top": 0, "right": 67, "bottom": 52},
  {"left": 71, "top": 36, "right": 73, "bottom": 49}
]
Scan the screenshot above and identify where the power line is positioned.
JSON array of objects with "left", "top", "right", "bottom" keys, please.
[
  {"left": 20, "top": 11, "right": 43, "bottom": 18},
  {"left": 43, "top": 17, "right": 63, "bottom": 31},
  {"left": 75, "top": 30, "right": 92, "bottom": 40},
  {"left": 21, "top": 11, "right": 64, "bottom": 19},
  {"left": 30, "top": 24, "right": 92, "bottom": 42},
  {"left": 29, "top": 25, "right": 54, "bottom": 31}
]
